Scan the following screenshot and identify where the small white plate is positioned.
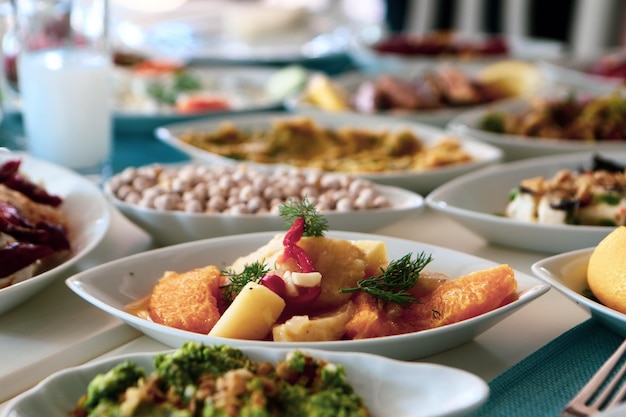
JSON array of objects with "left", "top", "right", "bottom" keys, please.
[
  {"left": 0, "top": 346, "right": 489, "bottom": 417},
  {"left": 66, "top": 231, "right": 549, "bottom": 360},
  {"left": 532, "top": 248, "right": 626, "bottom": 337},
  {"left": 426, "top": 151, "right": 623, "bottom": 253},
  {"left": 155, "top": 111, "right": 504, "bottom": 194},
  {"left": 106, "top": 178, "right": 425, "bottom": 246},
  {"left": 0, "top": 151, "right": 110, "bottom": 315},
  {"left": 447, "top": 98, "right": 626, "bottom": 161}
]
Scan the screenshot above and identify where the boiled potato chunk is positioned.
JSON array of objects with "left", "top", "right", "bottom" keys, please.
[{"left": 209, "top": 282, "right": 285, "bottom": 340}]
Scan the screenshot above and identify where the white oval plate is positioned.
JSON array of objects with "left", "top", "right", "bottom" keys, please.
[
  {"left": 426, "top": 151, "right": 623, "bottom": 254},
  {"left": 0, "top": 151, "right": 110, "bottom": 315},
  {"left": 1, "top": 346, "right": 489, "bottom": 417},
  {"left": 65, "top": 231, "right": 549, "bottom": 360},
  {"left": 447, "top": 98, "right": 626, "bottom": 161},
  {"left": 532, "top": 248, "right": 626, "bottom": 337},
  {"left": 105, "top": 177, "right": 425, "bottom": 246},
  {"left": 155, "top": 111, "right": 503, "bottom": 194}
]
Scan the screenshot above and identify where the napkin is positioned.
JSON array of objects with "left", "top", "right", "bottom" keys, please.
[{"left": 469, "top": 318, "right": 623, "bottom": 417}]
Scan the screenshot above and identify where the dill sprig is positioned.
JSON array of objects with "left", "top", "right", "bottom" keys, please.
[
  {"left": 220, "top": 261, "right": 269, "bottom": 305},
  {"left": 340, "top": 252, "right": 433, "bottom": 306},
  {"left": 279, "top": 197, "right": 328, "bottom": 237}
]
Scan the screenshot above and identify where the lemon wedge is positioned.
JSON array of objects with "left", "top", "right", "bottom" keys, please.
[
  {"left": 304, "top": 74, "right": 350, "bottom": 112},
  {"left": 478, "top": 60, "right": 544, "bottom": 97}
]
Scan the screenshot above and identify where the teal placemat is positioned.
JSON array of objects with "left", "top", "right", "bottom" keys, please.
[{"left": 470, "top": 319, "right": 623, "bottom": 417}]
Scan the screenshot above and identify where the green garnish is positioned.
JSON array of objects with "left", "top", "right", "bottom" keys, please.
[
  {"left": 340, "top": 252, "right": 433, "bottom": 306},
  {"left": 146, "top": 70, "right": 202, "bottom": 105},
  {"left": 220, "top": 261, "right": 269, "bottom": 305},
  {"left": 279, "top": 197, "right": 328, "bottom": 237}
]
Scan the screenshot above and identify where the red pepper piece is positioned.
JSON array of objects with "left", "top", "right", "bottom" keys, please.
[
  {"left": 282, "top": 217, "right": 315, "bottom": 273},
  {"left": 0, "top": 201, "right": 70, "bottom": 251},
  {"left": 260, "top": 273, "right": 287, "bottom": 297},
  {"left": 0, "top": 160, "right": 63, "bottom": 207}
]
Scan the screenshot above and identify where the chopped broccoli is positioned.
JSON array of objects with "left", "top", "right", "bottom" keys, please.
[
  {"left": 73, "top": 344, "right": 369, "bottom": 417},
  {"left": 82, "top": 360, "right": 145, "bottom": 412},
  {"left": 154, "top": 342, "right": 252, "bottom": 398}
]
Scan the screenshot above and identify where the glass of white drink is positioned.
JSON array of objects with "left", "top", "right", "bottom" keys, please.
[{"left": 14, "top": 0, "right": 112, "bottom": 180}]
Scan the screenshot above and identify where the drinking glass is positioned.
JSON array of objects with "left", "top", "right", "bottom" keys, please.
[{"left": 14, "top": 0, "right": 112, "bottom": 179}]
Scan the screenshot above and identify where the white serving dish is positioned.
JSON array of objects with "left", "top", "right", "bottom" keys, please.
[
  {"left": 426, "top": 151, "right": 623, "bottom": 253},
  {"left": 447, "top": 98, "right": 626, "bottom": 161},
  {"left": 0, "top": 151, "right": 110, "bottom": 315},
  {"left": 65, "top": 231, "right": 549, "bottom": 360},
  {"left": 1, "top": 346, "right": 489, "bottom": 417},
  {"left": 155, "top": 111, "right": 504, "bottom": 194},
  {"left": 532, "top": 248, "right": 626, "bottom": 337},
  {"left": 105, "top": 175, "right": 425, "bottom": 246}
]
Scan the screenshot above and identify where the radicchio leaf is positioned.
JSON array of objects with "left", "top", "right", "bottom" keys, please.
[
  {"left": 0, "top": 159, "right": 63, "bottom": 207},
  {"left": 0, "top": 241, "right": 54, "bottom": 278}
]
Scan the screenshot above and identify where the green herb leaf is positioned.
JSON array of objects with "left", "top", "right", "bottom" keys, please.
[
  {"left": 340, "top": 251, "right": 433, "bottom": 306},
  {"left": 220, "top": 261, "right": 269, "bottom": 305},
  {"left": 173, "top": 71, "right": 202, "bottom": 92},
  {"left": 279, "top": 197, "right": 328, "bottom": 237}
]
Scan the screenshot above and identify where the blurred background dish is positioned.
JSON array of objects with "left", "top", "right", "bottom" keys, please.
[
  {"left": 425, "top": 151, "right": 626, "bottom": 253},
  {"left": 1, "top": 346, "right": 489, "bottom": 417},
  {"left": 111, "top": 0, "right": 356, "bottom": 68},
  {"left": 540, "top": 50, "right": 626, "bottom": 94},
  {"left": 349, "top": 30, "right": 565, "bottom": 73},
  {"left": 154, "top": 111, "right": 503, "bottom": 194},
  {"left": 0, "top": 151, "right": 110, "bottom": 315},
  {"left": 286, "top": 59, "right": 545, "bottom": 127},
  {"left": 103, "top": 162, "right": 425, "bottom": 246},
  {"left": 65, "top": 231, "right": 549, "bottom": 360},
  {"left": 447, "top": 92, "right": 626, "bottom": 161},
  {"left": 3, "top": 62, "right": 308, "bottom": 134},
  {"left": 350, "top": 31, "right": 564, "bottom": 71}
]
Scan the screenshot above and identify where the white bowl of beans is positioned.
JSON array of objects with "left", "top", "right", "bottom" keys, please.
[{"left": 104, "top": 163, "right": 425, "bottom": 246}]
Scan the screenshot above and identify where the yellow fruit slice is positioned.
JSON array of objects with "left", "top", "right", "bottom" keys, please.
[
  {"left": 587, "top": 226, "right": 626, "bottom": 314},
  {"left": 477, "top": 60, "right": 544, "bottom": 97},
  {"left": 304, "top": 74, "right": 350, "bottom": 111}
]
